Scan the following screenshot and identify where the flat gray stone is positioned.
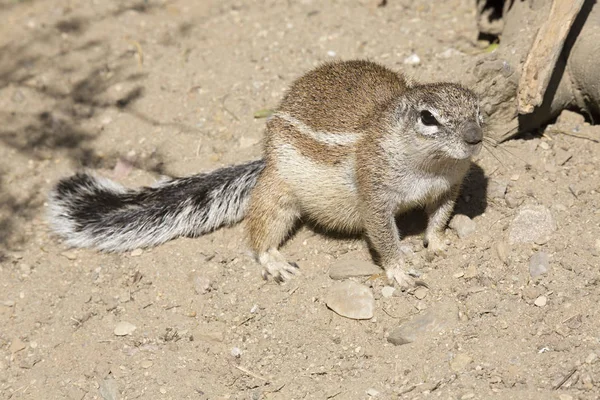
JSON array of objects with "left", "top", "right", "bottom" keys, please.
[
  {"left": 509, "top": 205, "right": 556, "bottom": 244},
  {"left": 381, "top": 286, "right": 396, "bottom": 298},
  {"left": 449, "top": 214, "right": 477, "bottom": 239},
  {"left": 450, "top": 354, "right": 473, "bottom": 372},
  {"left": 326, "top": 281, "right": 374, "bottom": 320},
  {"left": 488, "top": 180, "right": 508, "bottom": 200},
  {"left": 387, "top": 303, "right": 458, "bottom": 345},
  {"left": 529, "top": 251, "right": 549, "bottom": 278},
  {"left": 114, "top": 321, "right": 136, "bottom": 336},
  {"left": 99, "top": 376, "right": 118, "bottom": 400},
  {"left": 329, "top": 260, "right": 382, "bottom": 280}
]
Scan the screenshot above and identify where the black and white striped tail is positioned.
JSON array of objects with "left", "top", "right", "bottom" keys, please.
[{"left": 48, "top": 160, "right": 265, "bottom": 251}]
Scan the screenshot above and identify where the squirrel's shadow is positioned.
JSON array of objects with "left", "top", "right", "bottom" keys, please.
[{"left": 397, "top": 162, "right": 488, "bottom": 237}]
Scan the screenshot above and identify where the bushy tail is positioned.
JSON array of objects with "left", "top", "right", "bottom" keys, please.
[{"left": 48, "top": 160, "right": 265, "bottom": 251}]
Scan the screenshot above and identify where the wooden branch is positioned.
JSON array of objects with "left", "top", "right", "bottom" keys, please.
[{"left": 517, "top": 0, "right": 585, "bottom": 114}]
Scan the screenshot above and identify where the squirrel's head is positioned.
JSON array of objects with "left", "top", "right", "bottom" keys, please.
[{"left": 394, "top": 83, "right": 483, "bottom": 161}]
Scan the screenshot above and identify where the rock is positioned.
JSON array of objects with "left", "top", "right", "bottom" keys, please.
[
  {"left": 328, "top": 260, "right": 382, "bottom": 280},
  {"left": 449, "top": 215, "right": 476, "bottom": 239},
  {"left": 9, "top": 338, "right": 26, "bottom": 354},
  {"left": 463, "top": 263, "right": 478, "bottom": 279},
  {"left": 387, "top": 303, "right": 458, "bottom": 345},
  {"left": 488, "top": 180, "right": 508, "bottom": 200},
  {"left": 366, "top": 388, "right": 380, "bottom": 397},
  {"left": 140, "top": 360, "right": 153, "bottom": 369},
  {"left": 504, "top": 192, "right": 522, "bottom": 208},
  {"left": 556, "top": 109, "right": 585, "bottom": 125},
  {"left": 585, "top": 352, "right": 598, "bottom": 364},
  {"left": 194, "top": 325, "right": 225, "bottom": 342},
  {"left": 114, "top": 321, "right": 136, "bottom": 336},
  {"left": 381, "top": 286, "right": 396, "bottom": 298},
  {"left": 558, "top": 395, "right": 573, "bottom": 400},
  {"left": 130, "top": 248, "right": 143, "bottom": 257},
  {"left": 529, "top": 251, "right": 549, "bottom": 278},
  {"left": 99, "top": 375, "right": 118, "bottom": 400},
  {"left": 3, "top": 300, "right": 15, "bottom": 307},
  {"left": 61, "top": 250, "right": 78, "bottom": 260},
  {"left": 509, "top": 205, "right": 556, "bottom": 244},
  {"left": 231, "top": 347, "right": 242, "bottom": 358},
  {"left": 534, "top": 295, "right": 547, "bottom": 307},
  {"left": 494, "top": 241, "right": 509, "bottom": 265},
  {"left": 450, "top": 354, "right": 473, "bottom": 372},
  {"left": 19, "top": 263, "right": 31, "bottom": 276},
  {"left": 414, "top": 287, "right": 428, "bottom": 300},
  {"left": 326, "top": 281, "right": 374, "bottom": 320},
  {"left": 403, "top": 53, "right": 421, "bottom": 65},
  {"left": 193, "top": 275, "right": 212, "bottom": 294}
]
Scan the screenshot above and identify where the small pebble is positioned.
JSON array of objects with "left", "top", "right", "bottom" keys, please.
[
  {"left": 461, "top": 393, "right": 475, "bottom": 400},
  {"left": 114, "top": 321, "right": 137, "bottom": 336},
  {"left": 414, "top": 287, "right": 427, "bottom": 300},
  {"left": 327, "top": 50, "right": 336, "bottom": 57},
  {"left": 130, "top": 248, "right": 143, "bottom": 257},
  {"left": 366, "top": 388, "right": 380, "bottom": 397},
  {"left": 463, "top": 263, "right": 478, "bottom": 279},
  {"left": 388, "top": 304, "right": 457, "bottom": 346},
  {"left": 449, "top": 214, "right": 476, "bottom": 239},
  {"left": 61, "top": 250, "right": 78, "bottom": 260},
  {"left": 19, "top": 263, "right": 31, "bottom": 276},
  {"left": 2, "top": 300, "right": 15, "bottom": 307},
  {"left": 534, "top": 295, "right": 547, "bottom": 307},
  {"left": 231, "top": 347, "right": 242, "bottom": 358},
  {"left": 381, "top": 286, "right": 396, "bottom": 298},
  {"left": 141, "top": 360, "right": 153, "bottom": 369},
  {"left": 9, "top": 338, "right": 26, "bottom": 354},
  {"left": 510, "top": 174, "right": 520, "bottom": 181},
  {"left": 509, "top": 205, "right": 556, "bottom": 244},
  {"left": 450, "top": 354, "right": 473, "bottom": 372},
  {"left": 193, "top": 275, "right": 212, "bottom": 295},
  {"left": 98, "top": 376, "right": 118, "bottom": 400},
  {"left": 159, "top": 387, "right": 167, "bottom": 394},
  {"left": 403, "top": 53, "right": 421, "bottom": 65},
  {"left": 585, "top": 352, "right": 598, "bottom": 364},
  {"left": 558, "top": 395, "right": 573, "bottom": 400},
  {"left": 494, "top": 241, "right": 509, "bottom": 265},
  {"left": 488, "top": 180, "right": 508, "bottom": 200},
  {"left": 539, "top": 141, "right": 550, "bottom": 150},
  {"left": 453, "top": 271, "right": 464, "bottom": 278},
  {"left": 329, "top": 260, "right": 381, "bottom": 280},
  {"left": 529, "top": 251, "right": 549, "bottom": 278}
]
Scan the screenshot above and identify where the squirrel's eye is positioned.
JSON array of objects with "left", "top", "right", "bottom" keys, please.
[{"left": 420, "top": 110, "right": 439, "bottom": 126}]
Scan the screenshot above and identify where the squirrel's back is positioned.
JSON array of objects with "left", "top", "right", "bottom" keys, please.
[{"left": 278, "top": 60, "right": 408, "bottom": 132}]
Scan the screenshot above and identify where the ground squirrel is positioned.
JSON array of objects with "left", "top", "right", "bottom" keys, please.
[{"left": 49, "top": 60, "right": 483, "bottom": 289}]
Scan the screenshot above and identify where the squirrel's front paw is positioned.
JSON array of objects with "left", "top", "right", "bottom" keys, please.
[
  {"left": 386, "top": 267, "right": 416, "bottom": 291},
  {"left": 424, "top": 232, "right": 447, "bottom": 257}
]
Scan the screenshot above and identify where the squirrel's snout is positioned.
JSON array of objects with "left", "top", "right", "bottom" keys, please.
[{"left": 462, "top": 123, "right": 483, "bottom": 145}]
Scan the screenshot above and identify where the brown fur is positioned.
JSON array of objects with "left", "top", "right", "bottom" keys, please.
[{"left": 247, "top": 60, "right": 482, "bottom": 288}]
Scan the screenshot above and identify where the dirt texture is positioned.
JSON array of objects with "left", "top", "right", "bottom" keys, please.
[{"left": 1, "top": 0, "right": 599, "bottom": 399}]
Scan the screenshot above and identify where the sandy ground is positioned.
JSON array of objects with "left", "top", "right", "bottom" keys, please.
[{"left": 1, "top": 0, "right": 599, "bottom": 399}]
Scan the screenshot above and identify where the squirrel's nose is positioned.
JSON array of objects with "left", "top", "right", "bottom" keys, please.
[{"left": 463, "top": 122, "right": 483, "bottom": 145}]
